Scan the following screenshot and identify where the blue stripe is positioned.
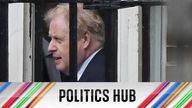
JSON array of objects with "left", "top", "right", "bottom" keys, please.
[
  {"left": 0, "top": 82, "right": 10, "bottom": 93},
  {"left": 152, "top": 82, "right": 181, "bottom": 108}
]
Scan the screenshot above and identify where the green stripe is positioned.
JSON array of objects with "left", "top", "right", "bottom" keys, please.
[
  {"left": 14, "top": 83, "right": 43, "bottom": 108},
  {"left": 174, "top": 90, "right": 192, "bottom": 108}
]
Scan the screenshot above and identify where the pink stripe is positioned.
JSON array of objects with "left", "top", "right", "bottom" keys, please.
[{"left": 2, "top": 82, "right": 32, "bottom": 108}]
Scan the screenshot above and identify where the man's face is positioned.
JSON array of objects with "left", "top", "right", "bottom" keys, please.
[
  {"left": 48, "top": 14, "right": 72, "bottom": 75},
  {"left": 48, "top": 14, "right": 85, "bottom": 75}
]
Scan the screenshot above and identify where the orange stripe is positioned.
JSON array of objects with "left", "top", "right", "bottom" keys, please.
[
  {"left": 0, "top": 82, "right": 3, "bottom": 85},
  {"left": 162, "top": 82, "right": 189, "bottom": 108},
  {"left": 26, "top": 82, "right": 55, "bottom": 108}
]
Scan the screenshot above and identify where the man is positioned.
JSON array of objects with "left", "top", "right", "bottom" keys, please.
[{"left": 44, "top": 3, "right": 106, "bottom": 82}]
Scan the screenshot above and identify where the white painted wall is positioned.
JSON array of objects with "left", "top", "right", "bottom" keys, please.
[
  {"left": 149, "top": 6, "right": 167, "bottom": 82},
  {"left": 118, "top": 6, "right": 142, "bottom": 82},
  {"left": 23, "top": 3, "right": 34, "bottom": 81},
  {"left": 9, "top": 3, "right": 24, "bottom": 82},
  {"left": 150, "top": 6, "right": 162, "bottom": 82},
  {"left": 8, "top": 3, "right": 33, "bottom": 82},
  {"left": 161, "top": 6, "right": 167, "bottom": 82}
]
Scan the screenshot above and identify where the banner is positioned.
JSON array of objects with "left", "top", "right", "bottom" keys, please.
[{"left": 0, "top": 82, "right": 191, "bottom": 108}]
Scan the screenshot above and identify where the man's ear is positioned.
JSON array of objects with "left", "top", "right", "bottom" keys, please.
[{"left": 82, "top": 31, "right": 91, "bottom": 49}]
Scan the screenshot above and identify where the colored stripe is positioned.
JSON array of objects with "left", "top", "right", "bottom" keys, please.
[
  {"left": 162, "top": 82, "right": 189, "bottom": 108},
  {"left": 0, "top": 82, "right": 3, "bottom": 85},
  {"left": 184, "top": 99, "right": 192, "bottom": 108},
  {"left": 14, "top": 82, "right": 43, "bottom": 108},
  {"left": 2, "top": 82, "right": 32, "bottom": 108},
  {"left": 26, "top": 82, "right": 55, "bottom": 108},
  {"left": 174, "top": 90, "right": 192, "bottom": 108},
  {"left": 0, "top": 82, "right": 10, "bottom": 93},
  {"left": 138, "top": 82, "right": 169, "bottom": 108},
  {"left": 152, "top": 82, "right": 181, "bottom": 108}
]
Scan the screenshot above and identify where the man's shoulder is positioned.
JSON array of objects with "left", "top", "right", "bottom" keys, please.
[{"left": 79, "top": 49, "right": 106, "bottom": 82}]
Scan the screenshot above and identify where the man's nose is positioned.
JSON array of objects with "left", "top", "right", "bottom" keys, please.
[{"left": 48, "top": 40, "right": 57, "bottom": 52}]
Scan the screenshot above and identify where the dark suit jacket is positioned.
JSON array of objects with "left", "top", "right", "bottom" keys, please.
[{"left": 79, "top": 49, "right": 106, "bottom": 82}]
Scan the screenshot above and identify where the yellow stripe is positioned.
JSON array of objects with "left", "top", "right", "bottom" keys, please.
[
  {"left": 162, "top": 82, "right": 189, "bottom": 108},
  {"left": 28, "top": 82, "right": 55, "bottom": 108}
]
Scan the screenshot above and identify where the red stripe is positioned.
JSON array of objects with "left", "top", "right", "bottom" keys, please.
[
  {"left": 184, "top": 100, "right": 192, "bottom": 108},
  {"left": 138, "top": 82, "right": 170, "bottom": 108},
  {"left": 2, "top": 82, "right": 32, "bottom": 108}
]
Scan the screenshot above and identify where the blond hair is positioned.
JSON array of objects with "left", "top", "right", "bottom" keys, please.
[{"left": 44, "top": 3, "right": 105, "bottom": 44}]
